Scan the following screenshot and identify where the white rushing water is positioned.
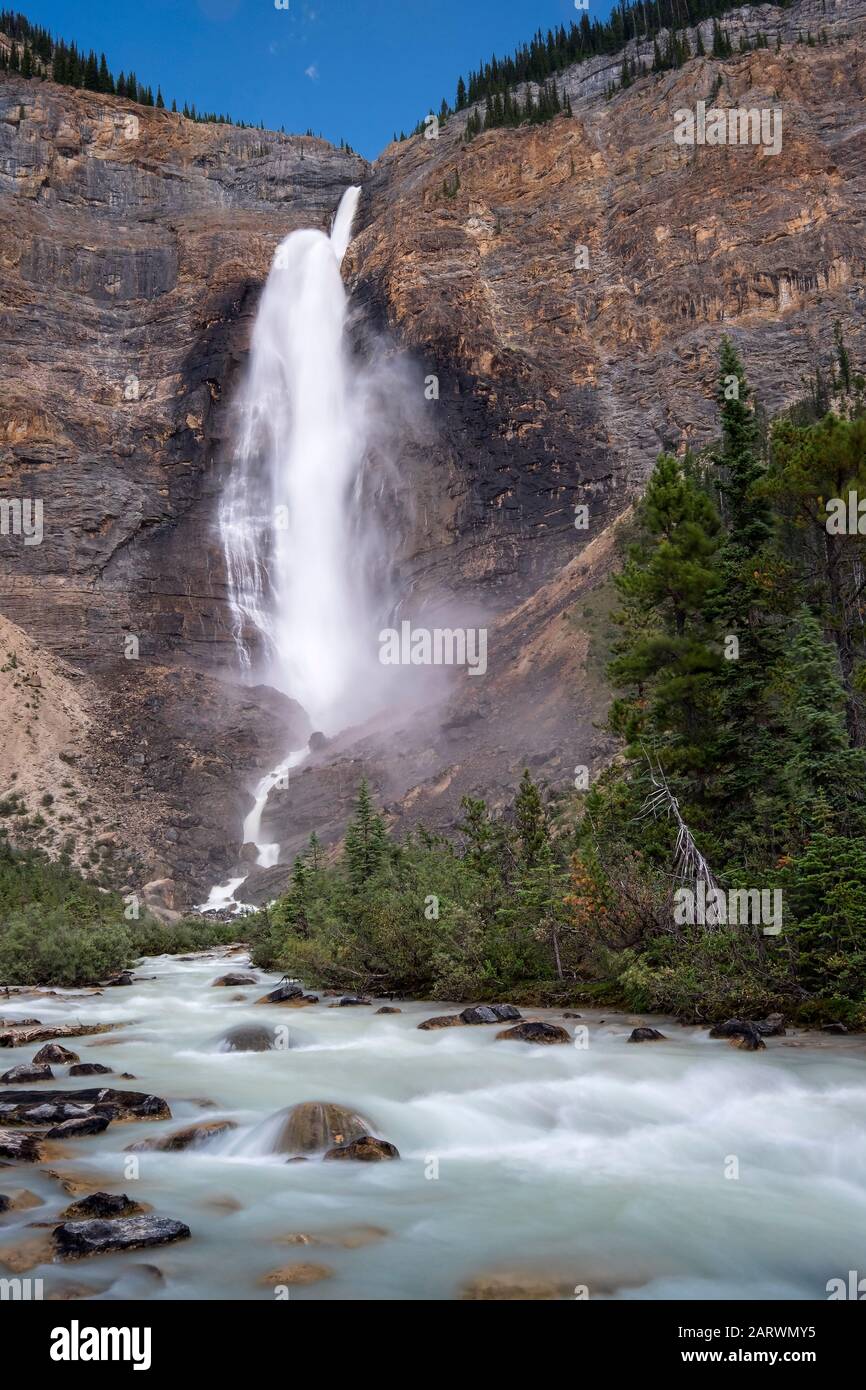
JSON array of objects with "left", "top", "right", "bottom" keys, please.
[
  {"left": 219, "top": 184, "right": 385, "bottom": 733},
  {"left": 2, "top": 953, "right": 866, "bottom": 1302},
  {"left": 208, "top": 187, "right": 398, "bottom": 910}
]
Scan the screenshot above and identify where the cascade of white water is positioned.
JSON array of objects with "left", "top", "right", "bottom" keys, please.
[
  {"left": 205, "top": 188, "right": 384, "bottom": 910},
  {"left": 218, "top": 185, "right": 380, "bottom": 734}
]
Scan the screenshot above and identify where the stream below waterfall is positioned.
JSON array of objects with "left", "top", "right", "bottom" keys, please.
[{"left": 2, "top": 948, "right": 866, "bottom": 1301}]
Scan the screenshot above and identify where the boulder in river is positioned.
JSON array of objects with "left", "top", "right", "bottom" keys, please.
[
  {"left": 219, "top": 1024, "right": 274, "bottom": 1053},
  {"left": 271, "top": 1101, "right": 372, "bottom": 1155},
  {"left": 490, "top": 1003, "right": 522, "bottom": 1021},
  {"left": 627, "top": 1027, "right": 667, "bottom": 1043},
  {"left": 32, "top": 1043, "right": 80, "bottom": 1065},
  {"left": 821, "top": 1021, "right": 848, "bottom": 1035},
  {"left": 1, "top": 1063, "right": 54, "bottom": 1084},
  {"left": 376, "top": 1006, "right": 402, "bottom": 1015},
  {"left": 0, "top": 1088, "right": 171, "bottom": 1123},
  {"left": 127, "top": 1120, "right": 237, "bottom": 1153},
  {"left": 459, "top": 1006, "right": 500, "bottom": 1025},
  {"left": 259, "top": 1262, "right": 333, "bottom": 1287},
  {"left": 495, "top": 1021, "right": 571, "bottom": 1045},
  {"left": 756, "top": 1013, "right": 786, "bottom": 1037},
  {"left": 53, "top": 1215, "right": 191, "bottom": 1259},
  {"left": 68, "top": 1063, "right": 113, "bottom": 1077},
  {"left": 728, "top": 1032, "right": 766, "bottom": 1051},
  {"left": 333, "top": 996, "right": 372, "bottom": 1007},
  {"left": 257, "top": 982, "right": 304, "bottom": 1005},
  {"left": 323, "top": 1136, "right": 399, "bottom": 1162},
  {"left": 212, "top": 973, "right": 257, "bottom": 987},
  {"left": 0, "top": 1022, "right": 120, "bottom": 1048},
  {"left": 0, "top": 1130, "right": 44, "bottom": 1162},
  {"left": 47, "top": 1115, "right": 112, "bottom": 1139},
  {"left": 709, "top": 1018, "right": 767, "bottom": 1041},
  {"left": 60, "top": 1192, "right": 145, "bottom": 1220},
  {"left": 417, "top": 1015, "right": 463, "bottom": 1030}
]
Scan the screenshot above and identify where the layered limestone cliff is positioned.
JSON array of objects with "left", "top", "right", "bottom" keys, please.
[{"left": 1, "top": 0, "right": 864, "bottom": 899}]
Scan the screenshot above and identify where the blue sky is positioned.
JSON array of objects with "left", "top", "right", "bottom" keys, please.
[{"left": 17, "top": 0, "right": 614, "bottom": 158}]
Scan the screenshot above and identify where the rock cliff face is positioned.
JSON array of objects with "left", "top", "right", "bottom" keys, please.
[{"left": 1, "top": 0, "right": 864, "bottom": 899}]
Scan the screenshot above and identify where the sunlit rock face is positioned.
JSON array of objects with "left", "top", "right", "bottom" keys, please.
[{"left": 0, "top": 0, "right": 864, "bottom": 898}]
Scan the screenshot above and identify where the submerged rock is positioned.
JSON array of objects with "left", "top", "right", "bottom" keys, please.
[
  {"left": 728, "top": 1032, "right": 766, "bottom": 1052},
  {"left": 271, "top": 1101, "right": 371, "bottom": 1155},
  {"left": 259, "top": 1262, "right": 333, "bottom": 1287},
  {"left": 68, "top": 1063, "right": 113, "bottom": 1077},
  {"left": 1, "top": 1063, "right": 54, "bottom": 1084},
  {"left": 417, "top": 1015, "right": 462, "bottom": 1030},
  {"left": 333, "top": 996, "right": 371, "bottom": 1007},
  {"left": 60, "top": 1192, "right": 145, "bottom": 1220},
  {"left": 627, "top": 1027, "right": 666, "bottom": 1043},
  {"left": 0, "top": 1189, "right": 43, "bottom": 1212},
  {"left": 32, "top": 1044, "right": 80, "bottom": 1065},
  {"left": 275, "top": 1225, "right": 388, "bottom": 1250},
  {"left": 460, "top": 1270, "right": 573, "bottom": 1301},
  {"left": 212, "top": 973, "right": 257, "bottom": 987},
  {"left": 219, "top": 1024, "right": 274, "bottom": 1053},
  {"left": 323, "top": 1136, "right": 399, "bottom": 1162},
  {"left": 495, "top": 1021, "right": 570, "bottom": 1045},
  {"left": 376, "top": 1006, "right": 402, "bottom": 1015},
  {"left": 126, "top": 1120, "right": 237, "bottom": 1152},
  {"left": 53, "top": 1215, "right": 191, "bottom": 1259}
]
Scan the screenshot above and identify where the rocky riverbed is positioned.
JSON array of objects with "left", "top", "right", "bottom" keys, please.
[{"left": 1, "top": 947, "right": 865, "bottom": 1300}]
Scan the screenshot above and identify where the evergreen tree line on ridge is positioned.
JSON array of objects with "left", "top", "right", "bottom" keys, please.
[{"left": 0, "top": 7, "right": 357, "bottom": 148}]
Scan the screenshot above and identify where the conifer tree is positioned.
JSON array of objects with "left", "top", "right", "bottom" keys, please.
[{"left": 344, "top": 780, "right": 389, "bottom": 890}]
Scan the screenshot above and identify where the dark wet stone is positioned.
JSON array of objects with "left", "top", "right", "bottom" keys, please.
[
  {"left": 212, "top": 973, "right": 257, "bottom": 987},
  {"left": 489, "top": 1004, "right": 522, "bottom": 1021},
  {"left": 495, "top": 1021, "right": 570, "bottom": 1045},
  {"left": 258, "top": 982, "right": 304, "bottom": 1004},
  {"left": 53, "top": 1215, "right": 191, "bottom": 1258},
  {"left": 627, "top": 1027, "right": 666, "bottom": 1043},
  {"left": 32, "top": 1044, "right": 80, "bottom": 1065},
  {"left": 821, "top": 1022, "right": 848, "bottom": 1035},
  {"left": 417, "top": 1015, "right": 462, "bottom": 1030},
  {"left": 0, "top": 1130, "right": 44, "bottom": 1162},
  {"left": 46, "top": 1115, "right": 111, "bottom": 1138},
  {"left": 375, "top": 1006, "right": 402, "bottom": 1015},
  {"left": 1, "top": 1064, "right": 54, "bottom": 1084},
  {"left": 68, "top": 1063, "right": 113, "bottom": 1077},
  {"left": 459, "top": 1006, "right": 500, "bottom": 1025},
  {"left": 60, "top": 1192, "right": 144, "bottom": 1220}
]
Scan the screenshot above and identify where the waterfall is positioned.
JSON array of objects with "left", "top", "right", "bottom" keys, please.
[
  {"left": 219, "top": 184, "right": 385, "bottom": 733},
  {"left": 205, "top": 186, "right": 394, "bottom": 910}
]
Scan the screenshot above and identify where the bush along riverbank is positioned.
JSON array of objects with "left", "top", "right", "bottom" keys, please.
[
  {"left": 248, "top": 338, "right": 866, "bottom": 1031},
  {"left": 0, "top": 842, "right": 239, "bottom": 987}
]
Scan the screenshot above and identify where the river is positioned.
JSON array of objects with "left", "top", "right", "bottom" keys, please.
[{"left": 1, "top": 949, "right": 865, "bottom": 1300}]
